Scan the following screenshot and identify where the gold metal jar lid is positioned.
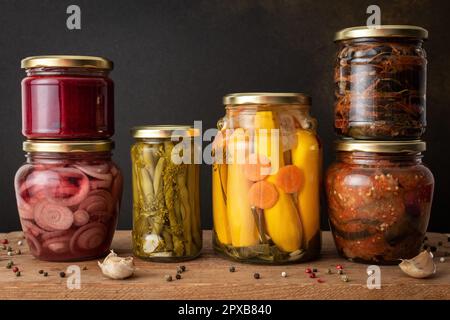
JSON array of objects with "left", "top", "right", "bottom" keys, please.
[
  {"left": 334, "top": 25, "right": 428, "bottom": 41},
  {"left": 223, "top": 92, "right": 311, "bottom": 105},
  {"left": 21, "top": 55, "right": 113, "bottom": 70},
  {"left": 131, "top": 125, "right": 200, "bottom": 139},
  {"left": 336, "top": 140, "right": 426, "bottom": 153},
  {"left": 23, "top": 140, "right": 114, "bottom": 153}
]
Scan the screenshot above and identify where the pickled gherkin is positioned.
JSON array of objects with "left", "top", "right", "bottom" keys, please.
[{"left": 131, "top": 126, "right": 201, "bottom": 261}]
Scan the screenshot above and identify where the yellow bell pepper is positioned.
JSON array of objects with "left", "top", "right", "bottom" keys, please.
[{"left": 291, "top": 129, "right": 321, "bottom": 248}]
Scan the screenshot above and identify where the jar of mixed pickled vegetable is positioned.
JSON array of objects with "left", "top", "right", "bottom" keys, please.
[
  {"left": 326, "top": 140, "right": 434, "bottom": 264},
  {"left": 212, "top": 93, "right": 322, "bottom": 264},
  {"left": 334, "top": 26, "right": 428, "bottom": 140},
  {"left": 21, "top": 55, "right": 114, "bottom": 139},
  {"left": 14, "top": 140, "right": 122, "bottom": 261},
  {"left": 131, "top": 126, "right": 202, "bottom": 261}
]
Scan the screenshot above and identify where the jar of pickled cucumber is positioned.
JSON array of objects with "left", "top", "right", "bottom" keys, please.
[
  {"left": 131, "top": 126, "right": 202, "bottom": 261},
  {"left": 14, "top": 140, "right": 122, "bottom": 261},
  {"left": 326, "top": 140, "right": 434, "bottom": 264},
  {"left": 334, "top": 25, "right": 428, "bottom": 140},
  {"left": 212, "top": 93, "right": 322, "bottom": 264}
]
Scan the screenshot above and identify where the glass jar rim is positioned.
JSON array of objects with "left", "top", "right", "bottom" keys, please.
[
  {"left": 335, "top": 140, "right": 426, "bottom": 153},
  {"left": 334, "top": 25, "right": 428, "bottom": 42},
  {"left": 223, "top": 92, "right": 311, "bottom": 106},
  {"left": 23, "top": 140, "right": 114, "bottom": 153},
  {"left": 21, "top": 55, "right": 113, "bottom": 70}
]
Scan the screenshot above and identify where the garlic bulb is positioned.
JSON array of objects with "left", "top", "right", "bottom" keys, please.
[
  {"left": 399, "top": 250, "right": 436, "bottom": 279},
  {"left": 98, "top": 250, "right": 135, "bottom": 280}
]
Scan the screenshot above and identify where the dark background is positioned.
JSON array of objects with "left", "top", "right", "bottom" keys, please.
[{"left": 0, "top": 0, "right": 449, "bottom": 232}]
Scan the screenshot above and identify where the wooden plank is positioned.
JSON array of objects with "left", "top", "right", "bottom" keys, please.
[{"left": 0, "top": 230, "right": 449, "bottom": 300}]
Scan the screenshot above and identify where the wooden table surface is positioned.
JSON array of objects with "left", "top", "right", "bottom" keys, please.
[{"left": 0, "top": 230, "right": 449, "bottom": 300}]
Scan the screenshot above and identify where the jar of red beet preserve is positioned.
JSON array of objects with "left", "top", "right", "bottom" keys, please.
[
  {"left": 14, "top": 140, "right": 123, "bottom": 261},
  {"left": 21, "top": 55, "right": 114, "bottom": 139}
]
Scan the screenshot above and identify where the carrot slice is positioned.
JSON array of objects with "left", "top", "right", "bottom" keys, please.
[
  {"left": 274, "top": 165, "right": 302, "bottom": 193},
  {"left": 33, "top": 201, "right": 74, "bottom": 231},
  {"left": 248, "top": 180, "right": 279, "bottom": 209},
  {"left": 243, "top": 154, "right": 272, "bottom": 182}
]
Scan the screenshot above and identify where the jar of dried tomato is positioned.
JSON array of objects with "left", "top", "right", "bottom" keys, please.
[
  {"left": 21, "top": 55, "right": 114, "bottom": 139},
  {"left": 14, "top": 140, "right": 122, "bottom": 261},
  {"left": 326, "top": 140, "right": 434, "bottom": 264},
  {"left": 334, "top": 26, "right": 428, "bottom": 140}
]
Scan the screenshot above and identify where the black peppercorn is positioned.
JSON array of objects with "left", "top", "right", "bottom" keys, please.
[
  {"left": 229, "top": 266, "right": 236, "bottom": 273},
  {"left": 253, "top": 273, "right": 260, "bottom": 279},
  {"left": 176, "top": 274, "right": 181, "bottom": 280},
  {"left": 38, "top": 270, "right": 44, "bottom": 274},
  {"left": 59, "top": 272, "right": 66, "bottom": 278},
  {"left": 44, "top": 272, "right": 48, "bottom": 277}
]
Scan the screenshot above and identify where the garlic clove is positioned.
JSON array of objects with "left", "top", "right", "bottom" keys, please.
[
  {"left": 399, "top": 250, "right": 436, "bottom": 279},
  {"left": 143, "top": 233, "right": 163, "bottom": 253},
  {"left": 98, "top": 250, "right": 135, "bottom": 280}
]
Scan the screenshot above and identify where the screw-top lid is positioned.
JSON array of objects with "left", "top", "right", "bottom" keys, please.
[
  {"left": 223, "top": 92, "right": 311, "bottom": 105},
  {"left": 335, "top": 140, "right": 426, "bottom": 153},
  {"left": 21, "top": 55, "right": 113, "bottom": 70},
  {"left": 23, "top": 140, "right": 114, "bottom": 153},
  {"left": 334, "top": 25, "right": 428, "bottom": 41},
  {"left": 131, "top": 125, "right": 200, "bottom": 139}
]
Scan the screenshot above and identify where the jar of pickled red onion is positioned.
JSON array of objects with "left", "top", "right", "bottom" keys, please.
[
  {"left": 21, "top": 55, "right": 114, "bottom": 139},
  {"left": 14, "top": 140, "right": 122, "bottom": 261}
]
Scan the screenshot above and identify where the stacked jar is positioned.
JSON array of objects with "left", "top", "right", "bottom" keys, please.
[
  {"left": 327, "top": 26, "right": 435, "bottom": 264},
  {"left": 14, "top": 56, "right": 123, "bottom": 261}
]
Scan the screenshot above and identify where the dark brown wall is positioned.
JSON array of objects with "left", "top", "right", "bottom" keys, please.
[{"left": 1, "top": 0, "right": 449, "bottom": 232}]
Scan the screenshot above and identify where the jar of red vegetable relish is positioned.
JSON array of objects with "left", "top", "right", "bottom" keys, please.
[
  {"left": 21, "top": 55, "right": 114, "bottom": 139},
  {"left": 14, "top": 140, "right": 122, "bottom": 261},
  {"left": 326, "top": 140, "right": 434, "bottom": 264}
]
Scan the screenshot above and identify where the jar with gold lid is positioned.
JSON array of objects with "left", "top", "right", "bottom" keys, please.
[
  {"left": 334, "top": 25, "right": 428, "bottom": 140},
  {"left": 131, "top": 126, "right": 202, "bottom": 261},
  {"left": 326, "top": 140, "right": 434, "bottom": 264},
  {"left": 14, "top": 140, "right": 122, "bottom": 261},
  {"left": 212, "top": 93, "right": 322, "bottom": 264},
  {"left": 21, "top": 55, "right": 114, "bottom": 139}
]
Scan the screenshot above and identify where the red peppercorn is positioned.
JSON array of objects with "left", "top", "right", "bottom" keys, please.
[
  {"left": 305, "top": 268, "right": 312, "bottom": 274},
  {"left": 12, "top": 266, "right": 19, "bottom": 273},
  {"left": 336, "top": 265, "right": 343, "bottom": 270},
  {"left": 309, "top": 273, "right": 316, "bottom": 278},
  {"left": 1, "top": 239, "right": 8, "bottom": 245},
  {"left": 317, "top": 278, "right": 325, "bottom": 283}
]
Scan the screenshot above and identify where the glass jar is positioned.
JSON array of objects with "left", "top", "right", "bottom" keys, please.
[
  {"left": 21, "top": 55, "right": 114, "bottom": 139},
  {"left": 326, "top": 140, "right": 434, "bottom": 264},
  {"left": 334, "top": 26, "right": 428, "bottom": 140},
  {"left": 14, "top": 140, "right": 122, "bottom": 261},
  {"left": 131, "top": 126, "right": 202, "bottom": 261},
  {"left": 212, "top": 93, "right": 322, "bottom": 264}
]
